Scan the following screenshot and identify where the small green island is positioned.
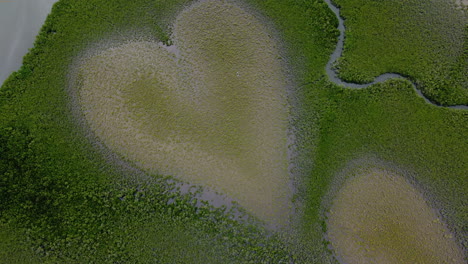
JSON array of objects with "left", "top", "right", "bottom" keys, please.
[{"left": 0, "top": 0, "right": 466, "bottom": 263}]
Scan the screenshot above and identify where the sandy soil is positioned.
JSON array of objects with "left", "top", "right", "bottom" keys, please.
[
  {"left": 455, "top": 0, "right": 468, "bottom": 8},
  {"left": 76, "top": 0, "right": 292, "bottom": 228},
  {"left": 326, "top": 168, "right": 465, "bottom": 264}
]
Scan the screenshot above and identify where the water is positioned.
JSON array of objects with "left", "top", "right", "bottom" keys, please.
[
  {"left": 323, "top": 0, "right": 468, "bottom": 110},
  {"left": 0, "top": 0, "right": 57, "bottom": 85}
]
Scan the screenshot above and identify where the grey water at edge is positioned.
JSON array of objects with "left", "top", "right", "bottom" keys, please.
[
  {"left": 0, "top": 0, "right": 58, "bottom": 85},
  {"left": 323, "top": 0, "right": 468, "bottom": 110}
]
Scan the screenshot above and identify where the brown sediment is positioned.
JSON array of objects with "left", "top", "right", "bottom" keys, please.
[
  {"left": 75, "top": 0, "right": 292, "bottom": 228},
  {"left": 326, "top": 167, "right": 465, "bottom": 264}
]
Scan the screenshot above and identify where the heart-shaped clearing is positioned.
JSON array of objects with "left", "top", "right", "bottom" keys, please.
[
  {"left": 76, "top": 0, "right": 292, "bottom": 227},
  {"left": 327, "top": 168, "right": 465, "bottom": 263}
]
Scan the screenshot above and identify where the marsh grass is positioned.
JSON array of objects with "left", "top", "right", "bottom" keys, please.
[
  {"left": 308, "top": 79, "right": 468, "bottom": 262},
  {"left": 0, "top": 223, "right": 40, "bottom": 264},
  {"left": 1, "top": 0, "right": 316, "bottom": 261},
  {"left": 2, "top": 0, "right": 466, "bottom": 262}
]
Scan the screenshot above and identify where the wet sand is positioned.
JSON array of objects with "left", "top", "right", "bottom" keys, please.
[
  {"left": 76, "top": 0, "right": 292, "bottom": 228},
  {"left": 326, "top": 168, "right": 465, "bottom": 264}
]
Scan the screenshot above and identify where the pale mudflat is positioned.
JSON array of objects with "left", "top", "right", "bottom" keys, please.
[
  {"left": 455, "top": 0, "right": 468, "bottom": 9},
  {"left": 76, "top": 0, "right": 291, "bottom": 228},
  {"left": 327, "top": 168, "right": 464, "bottom": 264}
]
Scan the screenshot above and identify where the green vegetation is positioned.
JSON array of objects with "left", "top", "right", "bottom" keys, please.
[
  {"left": 0, "top": 0, "right": 336, "bottom": 262},
  {"left": 332, "top": 0, "right": 468, "bottom": 106},
  {"left": 0, "top": 0, "right": 466, "bottom": 263},
  {"left": 0, "top": 120, "right": 292, "bottom": 263},
  {"left": 0, "top": 223, "right": 40, "bottom": 263},
  {"left": 306, "top": 79, "right": 468, "bottom": 261}
]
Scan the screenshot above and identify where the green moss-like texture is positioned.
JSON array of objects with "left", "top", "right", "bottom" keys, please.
[{"left": 0, "top": 223, "right": 40, "bottom": 264}]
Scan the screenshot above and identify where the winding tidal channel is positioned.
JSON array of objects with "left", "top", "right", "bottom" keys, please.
[{"left": 323, "top": 0, "right": 468, "bottom": 110}]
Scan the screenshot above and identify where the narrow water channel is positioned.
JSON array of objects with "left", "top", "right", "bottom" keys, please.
[
  {"left": 0, "top": 0, "right": 57, "bottom": 85},
  {"left": 323, "top": 0, "right": 468, "bottom": 110}
]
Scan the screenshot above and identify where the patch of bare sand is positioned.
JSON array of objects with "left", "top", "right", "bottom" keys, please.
[
  {"left": 76, "top": 0, "right": 292, "bottom": 228},
  {"left": 455, "top": 0, "right": 468, "bottom": 9},
  {"left": 327, "top": 168, "right": 464, "bottom": 264}
]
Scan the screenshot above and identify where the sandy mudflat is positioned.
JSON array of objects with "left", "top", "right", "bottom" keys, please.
[
  {"left": 455, "top": 0, "right": 468, "bottom": 8},
  {"left": 76, "top": 0, "right": 292, "bottom": 228},
  {"left": 326, "top": 168, "right": 464, "bottom": 264}
]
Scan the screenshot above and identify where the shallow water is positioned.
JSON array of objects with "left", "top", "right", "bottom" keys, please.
[{"left": 0, "top": 0, "right": 57, "bottom": 85}]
